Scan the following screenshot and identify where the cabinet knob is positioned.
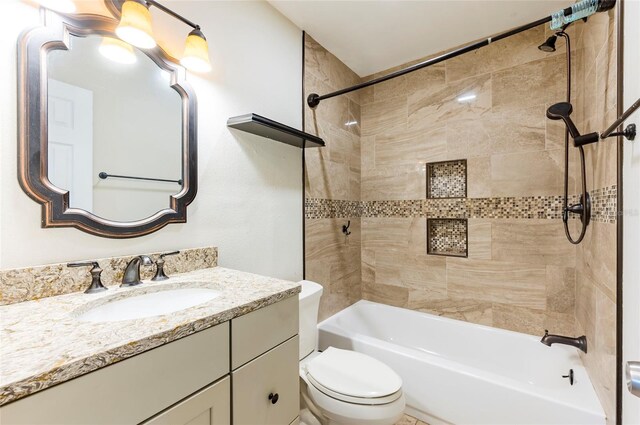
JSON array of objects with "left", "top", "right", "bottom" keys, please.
[{"left": 268, "top": 392, "right": 279, "bottom": 404}]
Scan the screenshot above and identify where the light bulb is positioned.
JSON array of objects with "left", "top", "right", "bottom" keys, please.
[
  {"left": 180, "top": 28, "right": 212, "bottom": 73},
  {"left": 34, "top": 0, "right": 76, "bottom": 13},
  {"left": 99, "top": 37, "right": 137, "bottom": 64},
  {"left": 116, "top": 0, "right": 156, "bottom": 49}
]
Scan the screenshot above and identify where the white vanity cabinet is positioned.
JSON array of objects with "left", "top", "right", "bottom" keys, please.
[
  {"left": 231, "top": 295, "right": 299, "bottom": 425},
  {"left": 0, "top": 295, "right": 299, "bottom": 425}
]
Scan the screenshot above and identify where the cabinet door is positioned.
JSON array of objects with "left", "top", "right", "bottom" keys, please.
[
  {"left": 143, "top": 377, "right": 230, "bottom": 425},
  {"left": 232, "top": 336, "right": 299, "bottom": 425}
]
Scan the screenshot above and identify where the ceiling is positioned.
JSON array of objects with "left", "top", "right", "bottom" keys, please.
[{"left": 268, "top": 0, "right": 574, "bottom": 77}]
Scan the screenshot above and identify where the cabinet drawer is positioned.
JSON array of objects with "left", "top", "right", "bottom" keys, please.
[
  {"left": 142, "top": 376, "right": 230, "bottom": 425},
  {"left": 231, "top": 295, "right": 298, "bottom": 369},
  {"left": 0, "top": 323, "right": 229, "bottom": 425},
  {"left": 232, "top": 336, "right": 299, "bottom": 425}
]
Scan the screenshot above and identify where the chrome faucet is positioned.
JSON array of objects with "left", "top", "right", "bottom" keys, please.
[
  {"left": 541, "top": 330, "right": 588, "bottom": 353},
  {"left": 121, "top": 255, "right": 154, "bottom": 287}
]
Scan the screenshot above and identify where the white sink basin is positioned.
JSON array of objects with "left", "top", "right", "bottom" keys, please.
[{"left": 77, "top": 288, "right": 220, "bottom": 323}]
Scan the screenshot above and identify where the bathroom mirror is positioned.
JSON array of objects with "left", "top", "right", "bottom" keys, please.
[{"left": 18, "top": 13, "right": 197, "bottom": 238}]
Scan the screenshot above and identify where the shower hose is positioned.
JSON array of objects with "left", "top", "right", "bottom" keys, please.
[{"left": 557, "top": 31, "right": 589, "bottom": 244}]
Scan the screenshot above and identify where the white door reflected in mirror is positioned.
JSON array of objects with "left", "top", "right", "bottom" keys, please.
[{"left": 47, "top": 79, "right": 93, "bottom": 211}]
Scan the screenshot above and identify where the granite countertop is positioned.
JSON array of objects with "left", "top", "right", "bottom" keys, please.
[{"left": 0, "top": 267, "right": 300, "bottom": 406}]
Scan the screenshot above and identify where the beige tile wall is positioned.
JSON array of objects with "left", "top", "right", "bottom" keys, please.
[
  {"left": 304, "top": 35, "right": 362, "bottom": 320},
  {"left": 359, "top": 24, "right": 578, "bottom": 336},
  {"left": 304, "top": 13, "right": 617, "bottom": 420},
  {"left": 574, "top": 10, "right": 618, "bottom": 423}
]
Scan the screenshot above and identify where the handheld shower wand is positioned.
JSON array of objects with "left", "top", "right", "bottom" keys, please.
[{"left": 540, "top": 31, "right": 590, "bottom": 244}]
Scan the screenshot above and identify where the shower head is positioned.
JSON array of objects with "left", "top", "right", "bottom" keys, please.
[{"left": 538, "top": 35, "right": 558, "bottom": 52}]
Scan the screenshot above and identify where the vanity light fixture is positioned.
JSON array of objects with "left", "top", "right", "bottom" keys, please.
[
  {"left": 115, "top": 0, "right": 212, "bottom": 73},
  {"left": 32, "top": 0, "right": 76, "bottom": 13},
  {"left": 180, "top": 28, "right": 212, "bottom": 73},
  {"left": 116, "top": 0, "right": 156, "bottom": 49},
  {"left": 99, "top": 37, "right": 137, "bottom": 64}
]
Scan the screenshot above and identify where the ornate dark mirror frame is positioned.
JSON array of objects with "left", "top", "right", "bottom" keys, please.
[{"left": 17, "top": 12, "right": 198, "bottom": 238}]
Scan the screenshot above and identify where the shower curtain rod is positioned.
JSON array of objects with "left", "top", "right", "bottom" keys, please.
[{"left": 306, "top": 0, "right": 616, "bottom": 108}]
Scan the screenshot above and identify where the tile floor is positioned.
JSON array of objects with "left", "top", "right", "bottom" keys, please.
[{"left": 395, "top": 414, "right": 429, "bottom": 425}]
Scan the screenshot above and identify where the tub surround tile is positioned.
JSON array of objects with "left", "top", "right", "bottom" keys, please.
[
  {"left": 573, "top": 14, "right": 618, "bottom": 419},
  {"left": 446, "top": 258, "right": 547, "bottom": 309},
  {"left": 467, "top": 220, "right": 492, "bottom": 259},
  {"left": 304, "top": 35, "right": 361, "bottom": 105},
  {"left": 490, "top": 220, "right": 576, "bottom": 266},
  {"left": 546, "top": 266, "right": 576, "bottom": 314},
  {"left": 362, "top": 280, "right": 409, "bottom": 308},
  {"left": 304, "top": 34, "right": 362, "bottom": 321},
  {"left": 409, "top": 295, "right": 493, "bottom": 327},
  {"left": 361, "top": 95, "right": 408, "bottom": 137},
  {"left": 492, "top": 304, "right": 545, "bottom": 335},
  {"left": 305, "top": 218, "right": 361, "bottom": 322},
  {"left": 375, "top": 126, "right": 447, "bottom": 168},
  {"left": 445, "top": 26, "right": 554, "bottom": 83},
  {"left": 0, "top": 247, "right": 217, "bottom": 306},
  {"left": 491, "top": 55, "right": 565, "bottom": 114},
  {"left": 375, "top": 252, "right": 446, "bottom": 293},
  {"left": 407, "top": 74, "right": 492, "bottom": 131},
  {"left": 304, "top": 17, "right": 617, "bottom": 419},
  {"left": 490, "top": 149, "right": 570, "bottom": 197},
  {"left": 0, "top": 267, "right": 300, "bottom": 406},
  {"left": 361, "top": 164, "right": 426, "bottom": 201}
]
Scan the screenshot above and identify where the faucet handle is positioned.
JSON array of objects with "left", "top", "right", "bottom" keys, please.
[
  {"left": 67, "top": 261, "right": 107, "bottom": 294},
  {"left": 152, "top": 251, "right": 180, "bottom": 281}
]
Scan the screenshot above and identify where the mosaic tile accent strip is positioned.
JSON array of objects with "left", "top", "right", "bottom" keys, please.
[
  {"left": 427, "top": 218, "right": 468, "bottom": 257},
  {"left": 0, "top": 247, "right": 218, "bottom": 306},
  {"left": 590, "top": 185, "right": 618, "bottom": 223},
  {"left": 305, "top": 184, "right": 617, "bottom": 221},
  {"left": 427, "top": 159, "right": 467, "bottom": 199},
  {"left": 305, "top": 198, "right": 361, "bottom": 219}
]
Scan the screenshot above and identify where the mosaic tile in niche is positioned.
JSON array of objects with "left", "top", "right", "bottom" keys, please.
[
  {"left": 427, "top": 218, "right": 468, "bottom": 257},
  {"left": 427, "top": 159, "right": 467, "bottom": 199}
]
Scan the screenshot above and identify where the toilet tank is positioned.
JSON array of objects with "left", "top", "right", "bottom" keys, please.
[{"left": 298, "top": 280, "right": 323, "bottom": 360}]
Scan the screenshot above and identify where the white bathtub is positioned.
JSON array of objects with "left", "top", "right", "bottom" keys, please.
[{"left": 317, "top": 300, "right": 605, "bottom": 425}]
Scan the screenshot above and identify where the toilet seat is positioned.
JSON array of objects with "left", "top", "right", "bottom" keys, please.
[{"left": 303, "top": 347, "right": 403, "bottom": 405}]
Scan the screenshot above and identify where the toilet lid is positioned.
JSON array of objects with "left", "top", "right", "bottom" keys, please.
[{"left": 305, "top": 347, "right": 402, "bottom": 400}]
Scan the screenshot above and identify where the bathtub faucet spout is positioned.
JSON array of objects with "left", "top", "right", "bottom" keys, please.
[{"left": 541, "top": 330, "right": 587, "bottom": 353}]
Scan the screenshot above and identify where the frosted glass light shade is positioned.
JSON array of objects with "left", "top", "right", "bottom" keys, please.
[
  {"left": 116, "top": 0, "right": 156, "bottom": 49},
  {"left": 34, "top": 0, "right": 76, "bottom": 13},
  {"left": 180, "top": 29, "right": 212, "bottom": 73},
  {"left": 99, "top": 37, "right": 137, "bottom": 64}
]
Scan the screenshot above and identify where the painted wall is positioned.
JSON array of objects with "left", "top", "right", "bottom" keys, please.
[{"left": 0, "top": 0, "right": 303, "bottom": 283}]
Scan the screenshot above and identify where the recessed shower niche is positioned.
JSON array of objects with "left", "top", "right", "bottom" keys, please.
[
  {"left": 427, "top": 218, "right": 468, "bottom": 258},
  {"left": 426, "top": 159, "right": 467, "bottom": 199}
]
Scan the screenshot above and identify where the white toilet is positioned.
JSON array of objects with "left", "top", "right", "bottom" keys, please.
[{"left": 298, "top": 280, "right": 406, "bottom": 425}]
